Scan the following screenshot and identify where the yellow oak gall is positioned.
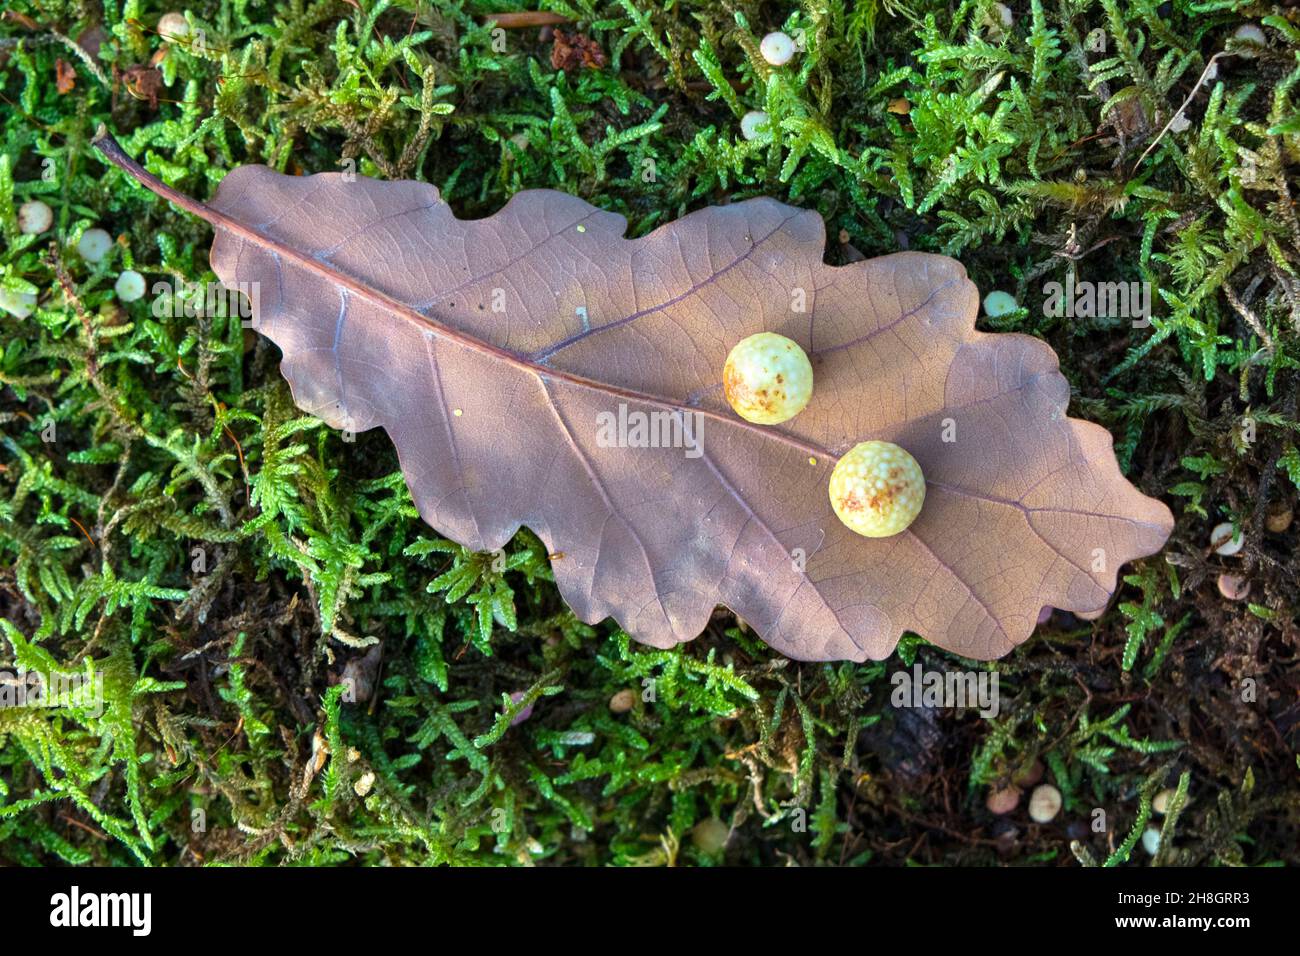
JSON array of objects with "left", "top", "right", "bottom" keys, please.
[
  {"left": 829, "top": 440, "right": 926, "bottom": 537},
  {"left": 723, "top": 332, "right": 814, "bottom": 425}
]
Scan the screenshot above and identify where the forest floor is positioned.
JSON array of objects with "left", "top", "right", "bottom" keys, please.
[{"left": 0, "top": 1, "right": 1297, "bottom": 865}]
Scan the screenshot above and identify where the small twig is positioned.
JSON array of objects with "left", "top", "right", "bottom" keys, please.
[
  {"left": 1270, "top": 138, "right": 1300, "bottom": 257},
  {"left": 480, "top": 12, "right": 570, "bottom": 29},
  {"left": 47, "top": 243, "right": 100, "bottom": 378},
  {"left": 59, "top": 813, "right": 109, "bottom": 841},
  {"left": 51, "top": 28, "right": 110, "bottom": 88},
  {"left": 1222, "top": 283, "right": 1274, "bottom": 354},
  {"left": 1131, "top": 52, "right": 1230, "bottom": 176},
  {"left": 1269, "top": 265, "right": 1300, "bottom": 334},
  {"left": 67, "top": 515, "right": 97, "bottom": 551},
  {"left": 1208, "top": 524, "right": 1241, "bottom": 556}
]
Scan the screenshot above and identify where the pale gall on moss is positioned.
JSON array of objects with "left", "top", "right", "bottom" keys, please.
[{"left": 760, "top": 31, "right": 796, "bottom": 66}]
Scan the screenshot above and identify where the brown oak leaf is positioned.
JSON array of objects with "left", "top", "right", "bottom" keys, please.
[{"left": 93, "top": 132, "right": 1174, "bottom": 662}]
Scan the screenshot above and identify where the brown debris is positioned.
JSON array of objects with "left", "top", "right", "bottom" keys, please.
[
  {"left": 55, "top": 58, "right": 76, "bottom": 94},
  {"left": 117, "top": 64, "right": 163, "bottom": 109},
  {"left": 551, "top": 30, "right": 606, "bottom": 73}
]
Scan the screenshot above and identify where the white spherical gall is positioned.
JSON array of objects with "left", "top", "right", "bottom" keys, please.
[
  {"left": 114, "top": 269, "right": 147, "bottom": 302},
  {"left": 740, "top": 109, "right": 770, "bottom": 141},
  {"left": 1232, "top": 23, "right": 1266, "bottom": 57},
  {"left": 0, "top": 288, "right": 37, "bottom": 319},
  {"left": 994, "top": 3, "right": 1014, "bottom": 28},
  {"left": 158, "top": 12, "right": 191, "bottom": 40},
  {"left": 691, "top": 817, "right": 730, "bottom": 854},
  {"left": 1141, "top": 826, "right": 1161, "bottom": 856},
  {"left": 17, "top": 200, "right": 53, "bottom": 235},
  {"left": 723, "top": 332, "right": 813, "bottom": 425},
  {"left": 77, "top": 227, "right": 113, "bottom": 264},
  {"left": 983, "top": 289, "right": 1018, "bottom": 317},
  {"left": 760, "top": 31, "right": 796, "bottom": 66},
  {"left": 1028, "top": 784, "right": 1062, "bottom": 823},
  {"left": 829, "top": 441, "right": 926, "bottom": 538},
  {"left": 1210, "top": 521, "right": 1243, "bottom": 556}
]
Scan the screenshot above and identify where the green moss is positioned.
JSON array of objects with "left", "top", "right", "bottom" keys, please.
[{"left": 1, "top": 0, "right": 1296, "bottom": 865}]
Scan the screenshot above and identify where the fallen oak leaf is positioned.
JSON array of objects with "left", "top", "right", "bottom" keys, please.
[{"left": 92, "top": 129, "right": 1174, "bottom": 662}]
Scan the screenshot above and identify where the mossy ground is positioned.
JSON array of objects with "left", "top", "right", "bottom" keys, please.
[{"left": 1, "top": 0, "right": 1297, "bottom": 866}]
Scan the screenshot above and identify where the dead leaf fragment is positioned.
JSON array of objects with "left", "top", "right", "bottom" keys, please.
[
  {"left": 551, "top": 30, "right": 606, "bottom": 72},
  {"left": 55, "top": 58, "right": 76, "bottom": 94},
  {"left": 118, "top": 64, "right": 163, "bottom": 108},
  {"left": 354, "top": 771, "right": 375, "bottom": 797}
]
